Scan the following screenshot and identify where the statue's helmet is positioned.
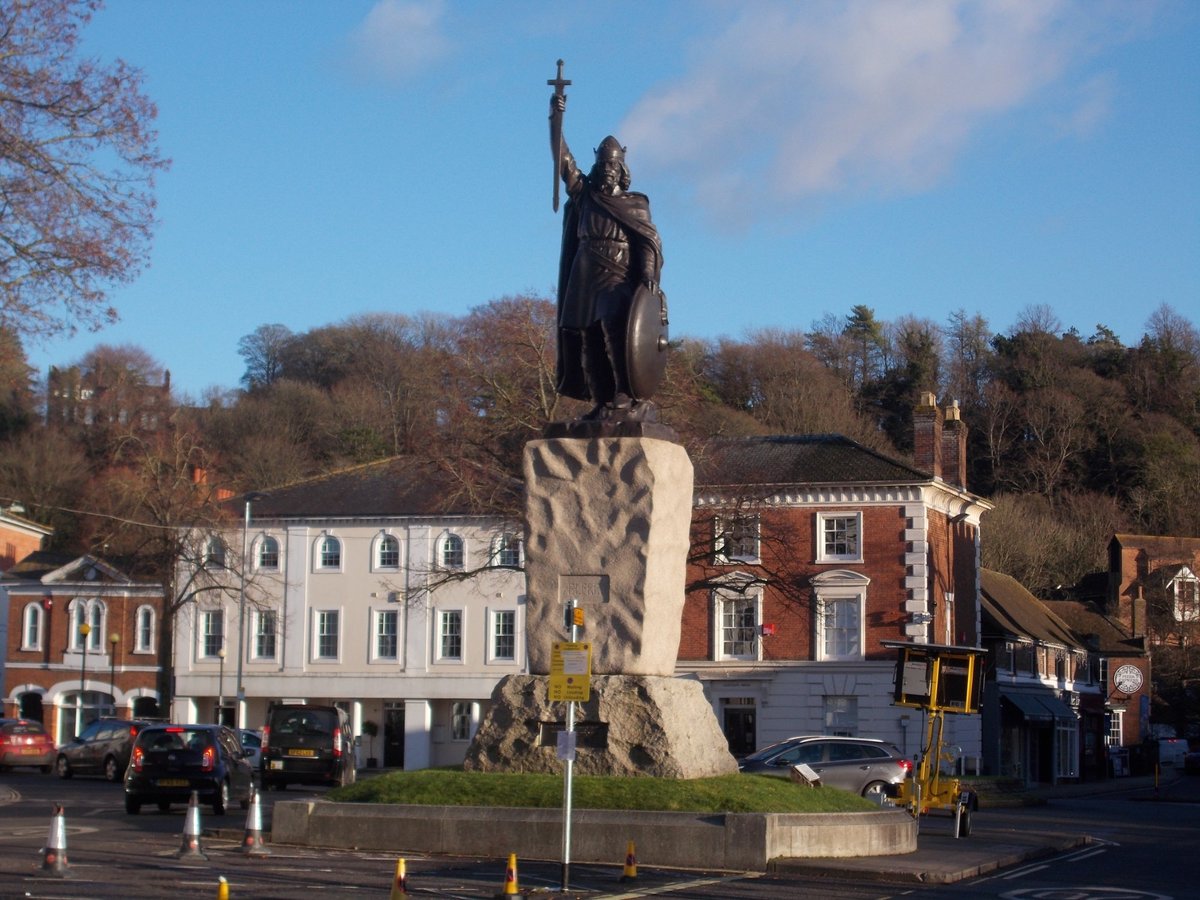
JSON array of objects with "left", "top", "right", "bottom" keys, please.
[
  {"left": 594, "top": 135, "right": 626, "bottom": 162},
  {"left": 592, "top": 135, "right": 631, "bottom": 189}
]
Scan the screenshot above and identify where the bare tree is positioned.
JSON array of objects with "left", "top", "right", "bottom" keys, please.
[{"left": 0, "top": 0, "right": 167, "bottom": 338}]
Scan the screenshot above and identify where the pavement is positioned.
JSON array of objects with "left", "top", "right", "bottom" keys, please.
[{"left": 770, "top": 769, "right": 1199, "bottom": 884}]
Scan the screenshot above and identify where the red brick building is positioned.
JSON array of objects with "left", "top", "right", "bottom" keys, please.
[
  {"left": 0, "top": 505, "right": 53, "bottom": 573},
  {"left": 678, "top": 394, "right": 991, "bottom": 764},
  {"left": 1, "top": 552, "right": 164, "bottom": 742}
]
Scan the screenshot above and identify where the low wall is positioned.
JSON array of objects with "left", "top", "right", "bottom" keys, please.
[{"left": 271, "top": 802, "right": 916, "bottom": 871}]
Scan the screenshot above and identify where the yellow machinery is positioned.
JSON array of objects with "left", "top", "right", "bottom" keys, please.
[{"left": 882, "top": 640, "right": 986, "bottom": 838}]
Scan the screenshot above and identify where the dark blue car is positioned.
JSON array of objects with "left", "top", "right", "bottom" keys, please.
[{"left": 124, "top": 724, "right": 254, "bottom": 816}]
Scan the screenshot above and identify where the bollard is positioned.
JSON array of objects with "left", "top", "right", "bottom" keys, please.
[
  {"left": 217, "top": 875, "right": 230, "bottom": 899},
  {"left": 620, "top": 839, "right": 638, "bottom": 882},
  {"left": 177, "top": 790, "right": 209, "bottom": 860},
  {"left": 40, "top": 803, "right": 70, "bottom": 877}
]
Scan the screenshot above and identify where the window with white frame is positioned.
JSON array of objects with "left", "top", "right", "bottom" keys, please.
[
  {"left": 135, "top": 606, "right": 155, "bottom": 653},
  {"left": 823, "top": 696, "right": 858, "bottom": 736},
  {"left": 1105, "top": 708, "right": 1124, "bottom": 747},
  {"left": 438, "top": 533, "right": 465, "bottom": 570},
  {"left": 438, "top": 609, "right": 463, "bottom": 661},
  {"left": 712, "top": 583, "right": 761, "bottom": 661},
  {"left": 714, "top": 514, "right": 761, "bottom": 564},
  {"left": 316, "top": 535, "right": 341, "bottom": 570},
  {"left": 314, "top": 610, "right": 339, "bottom": 660},
  {"left": 22, "top": 602, "right": 42, "bottom": 651},
  {"left": 492, "top": 532, "right": 522, "bottom": 567},
  {"left": 812, "top": 570, "right": 869, "bottom": 661},
  {"left": 816, "top": 512, "right": 863, "bottom": 563},
  {"left": 205, "top": 536, "right": 227, "bottom": 568},
  {"left": 257, "top": 535, "right": 280, "bottom": 570},
  {"left": 1055, "top": 716, "right": 1079, "bottom": 779},
  {"left": 375, "top": 609, "right": 399, "bottom": 660},
  {"left": 1171, "top": 567, "right": 1199, "bottom": 622},
  {"left": 376, "top": 533, "right": 400, "bottom": 570},
  {"left": 69, "top": 600, "right": 105, "bottom": 651},
  {"left": 254, "top": 610, "right": 277, "bottom": 660},
  {"left": 490, "top": 609, "right": 516, "bottom": 662},
  {"left": 451, "top": 702, "right": 471, "bottom": 741},
  {"left": 199, "top": 609, "right": 224, "bottom": 658}
]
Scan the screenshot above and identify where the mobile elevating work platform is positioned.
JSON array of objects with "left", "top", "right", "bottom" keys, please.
[{"left": 881, "top": 640, "right": 986, "bottom": 838}]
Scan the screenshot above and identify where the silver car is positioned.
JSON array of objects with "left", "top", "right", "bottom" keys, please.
[{"left": 738, "top": 735, "right": 912, "bottom": 801}]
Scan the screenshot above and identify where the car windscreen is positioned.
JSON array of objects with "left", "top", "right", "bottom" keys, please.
[
  {"left": 140, "top": 730, "right": 213, "bottom": 752},
  {"left": 272, "top": 710, "right": 336, "bottom": 737}
]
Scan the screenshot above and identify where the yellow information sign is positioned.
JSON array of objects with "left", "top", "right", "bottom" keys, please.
[{"left": 549, "top": 641, "right": 592, "bottom": 702}]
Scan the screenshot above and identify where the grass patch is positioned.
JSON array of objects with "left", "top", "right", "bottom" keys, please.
[{"left": 327, "top": 769, "right": 879, "bottom": 814}]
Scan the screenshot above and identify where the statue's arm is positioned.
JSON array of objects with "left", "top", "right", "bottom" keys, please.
[{"left": 550, "top": 94, "right": 581, "bottom": 192}]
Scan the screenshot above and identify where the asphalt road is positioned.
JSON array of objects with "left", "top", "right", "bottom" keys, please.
[{"left": 1, "top": 769, "right": 1197, "bottom": 899}]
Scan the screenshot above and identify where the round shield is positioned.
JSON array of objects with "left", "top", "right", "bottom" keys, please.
[{"left": 626, "top": 284, "right": 669, "bottom": 400}]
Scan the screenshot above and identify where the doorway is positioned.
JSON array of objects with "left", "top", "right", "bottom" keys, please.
[
  {"left": 384, "top": 703, "right": 405, "bottom": 769},
  {"left": 722, "top": 703, "right": 756, "bottom": 757}
]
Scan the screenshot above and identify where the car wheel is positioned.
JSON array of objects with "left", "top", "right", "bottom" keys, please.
[
  {"left": 125, "top": 796, "right": 141, "bottom": 815},
  {"left": 862, "top": 781, "right": 889, "bottom": 803},
  {"left": 212, "top": 780, "right": 229, "bottom": 816},
  {"left": 56, "top": 756, "right": 72, "bottom": 779},
  {"left": 103, "top": 755, "right": 120, "bottom": 782},
  {"left": 157, "top": 801, "right": 171, "bottom": 812}
]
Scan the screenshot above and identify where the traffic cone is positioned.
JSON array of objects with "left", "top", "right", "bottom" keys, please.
[
  {"left": 494, "top": 852, "right": 519, "bottom": 898},
  {"left": 40, "top": 803, "right": 69, "bottom": 876},
  {"left": 620, "top": 839, "right": 638, "bottom": 883},
  {"left": 177, "top": 790, "right": 209, "bottom": 860},
  {"left": 216, "top": 875, "right": 230, "bottom": 899},
  {"left": 241, "top": 787, "right": 270, "bottom": 857},
  {"left": 389, "top": 857, "right": 409, "bottom": 899}
]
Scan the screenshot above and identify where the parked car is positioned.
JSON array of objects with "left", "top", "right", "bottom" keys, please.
[
  {"left": 1184, "top": 742, "right": 1200, "bottom": 775},
  {"left": 260, "top": 704, "right": 355, "bottom": 790},
  {"left": 738, "top": 735, "right": 913, "bottom": 800},
  {"left": 238, "top": 728, "right": 263, "bottom": 770},
  {"left": 124, "top": 724, "right": 255, "bottom": 816},
  {"left": 56, "top": 718, "right": 156, "bottom": 782},
  {"left": 0, "top": 718, "right": 55, "bottom": 773}
]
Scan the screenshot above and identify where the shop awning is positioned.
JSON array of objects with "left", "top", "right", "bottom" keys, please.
[{"left": 1002, "top": 691, "right": 1076, "bottom": 723}]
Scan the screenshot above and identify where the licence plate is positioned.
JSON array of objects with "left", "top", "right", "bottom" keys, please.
[
  {"left": 21, "top": 747, "right": 41, "bottom": 755},
  {"left": 269, "top": 760, "right": 284, "bottom": 770},
  {"left": 287, "top": 748, "right": 316, "bottom": 757},
  {"left": 157, "top": 778, "right": 189, "bottom": 787}
]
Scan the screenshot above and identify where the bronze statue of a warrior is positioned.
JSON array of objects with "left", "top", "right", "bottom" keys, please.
[{"left": 549, "top": 63, "right": 668, "bottom": 423}]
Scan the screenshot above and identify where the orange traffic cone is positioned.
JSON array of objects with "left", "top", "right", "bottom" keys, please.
[
  {"left": 40, "top": 803, "right": 69, "bottom": 876},
  {"left": 241, "top": 787, "right": 269, "bottom": 857},
  {"left": 620, "top": 839, "right": 638, "bottom": 882},
  {"left": 216, "top": 875, "right": 230, "bottom": 899},
  {"left": 177, "top": 790, "right": 209, "bottom": 860},
  {"left": 389, "top": 857, "right": 409, "bottom": 899},
  {"left": 494, "top": 852, "right": 519, "bottom": 898}
]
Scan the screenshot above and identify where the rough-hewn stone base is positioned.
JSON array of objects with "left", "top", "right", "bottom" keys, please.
[{"left": 464, "top": 674, "right": 739, "bottom": 779}]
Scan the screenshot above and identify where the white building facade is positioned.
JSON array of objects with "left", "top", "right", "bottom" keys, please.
[{"left": 171, "top": 458, "right": 526, "bottom": 770}]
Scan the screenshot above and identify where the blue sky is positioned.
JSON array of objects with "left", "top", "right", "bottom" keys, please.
[{"left": 23, "top": 0, "right": 1200, "bottom": 399}]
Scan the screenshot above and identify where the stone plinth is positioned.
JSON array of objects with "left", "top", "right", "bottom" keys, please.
[
  {"left": 463, "top": 674, "right": 739, "bottom": 779},
  {"left": 523, "top": 436, "right": 692, "bottom": 676}
]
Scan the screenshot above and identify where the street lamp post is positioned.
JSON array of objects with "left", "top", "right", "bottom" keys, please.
[
  {"left": 217, "top": 647, "right": 226, "bottom": 726},
  {"left": 77, "top": 622, "right": 91, "bottom": 737},
  {"left": 109, "top": 632, "right": 119, "bottom": 716},
  {"left": 235, "top": 491, "right": 268, "bottom": 730}
]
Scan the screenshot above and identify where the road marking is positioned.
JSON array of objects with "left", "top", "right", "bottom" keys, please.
[
  {"left": 0, "top": 825, "right": 98, "bottom": 840},
  {"left": 1002, "top": 863, "right": 1049, "bottom": 879},
  {"left": 605, "top": 873, "right": 763, "bottom": 898},
  {"left": 1067, "top": 847, "right": 1110, "bottom": 862}
]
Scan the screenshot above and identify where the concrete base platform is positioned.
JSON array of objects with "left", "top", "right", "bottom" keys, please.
[{"left": 271, "top": 802, "right": 917, "bottom": 872}]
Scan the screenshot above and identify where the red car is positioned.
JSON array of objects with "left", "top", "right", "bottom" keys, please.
[{"left": 0, "top": 718, "right": 55, "bottom": 773}]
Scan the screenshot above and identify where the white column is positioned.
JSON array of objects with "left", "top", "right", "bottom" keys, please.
[{"left": 404, "top": 699, "right": 432, "bottom": 771}]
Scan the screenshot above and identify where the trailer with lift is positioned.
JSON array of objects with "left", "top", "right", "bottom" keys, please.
[{"left": 882, "top": 640, "right": 986, "bottom": 838}]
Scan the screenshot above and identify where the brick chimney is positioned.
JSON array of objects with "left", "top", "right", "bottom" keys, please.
[
  {"left": 913, "top": 391, "right": 943, "bottom": 479},
  {"left": 941, "top": 400, "right": 968, "bottom": 488}
]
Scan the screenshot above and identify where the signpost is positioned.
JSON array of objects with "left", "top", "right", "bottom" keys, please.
[{"left": 553, "top": 600, "right": 591, "bottom": 892}]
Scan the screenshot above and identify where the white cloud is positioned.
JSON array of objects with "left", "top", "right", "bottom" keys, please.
[
  {"left": 620, "top": 0, "right": 1144, "bottom": 226},
  {"left": 344, "top": 0, "right": 451, "bottom": 84}
]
